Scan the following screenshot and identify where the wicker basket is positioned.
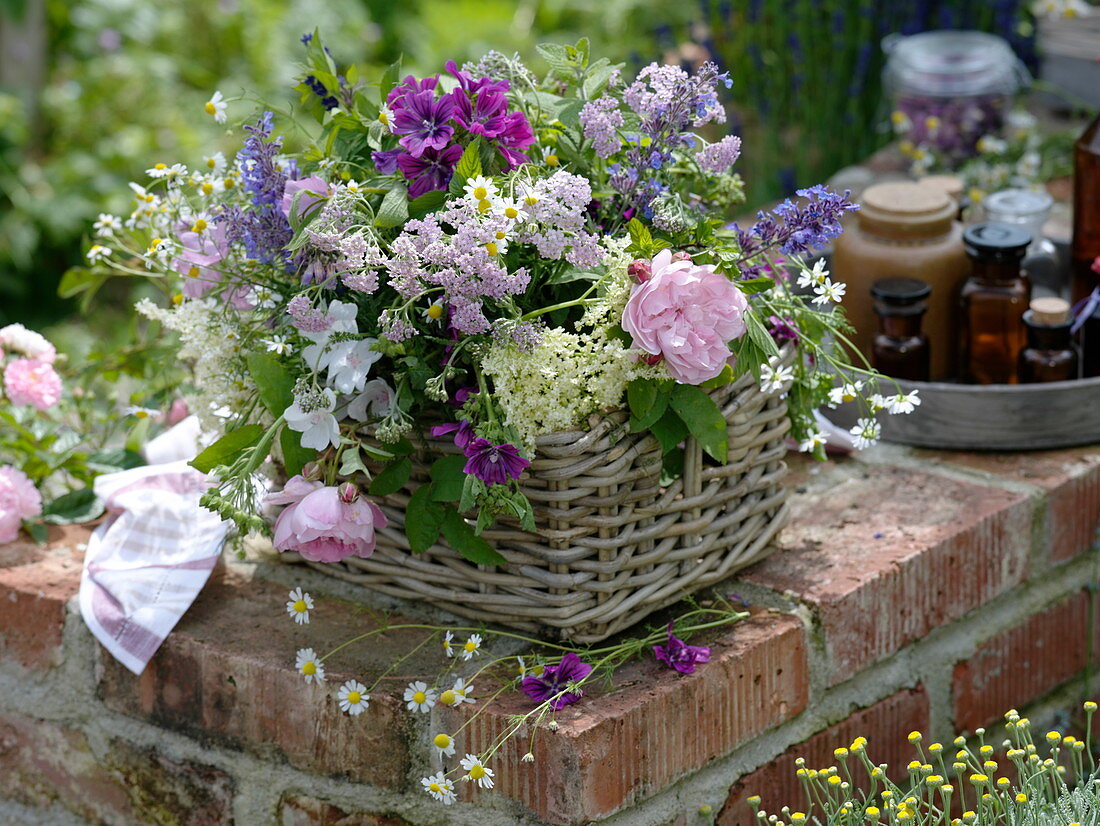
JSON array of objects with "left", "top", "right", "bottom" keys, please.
[{"left": 284, "top": 349, "right": 793, "bottom": 643}]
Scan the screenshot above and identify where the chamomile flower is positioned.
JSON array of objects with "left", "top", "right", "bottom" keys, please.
[
  {"left": 421, "top": 772, "right": 457, "bottom": 804},
  {"left": 827, "top": 381, "right": 864, "bottom": 407},
  {"left": 124, "top": 405, "right": 160, "bottom": 419},
  {"left": 86, "top": 244, "right": 111, "bottom": 264},
  {"left": 146, "top": 162, "right": 187, "bottom": 180},
  {"left": 463, "top": 175, "right": 498, "bottom": 206},
  {"left": 460, "top": 634, "right": 483, "bottom": 661},
  {"left": 521, "top": 752, "right": 535, "bottom": 762},
  {"left": 203, "top": 152, "right": 227, "bottom": 174},
  {"left": 492, "top": 197, "right": 528, "bottom": 225},
  {"left": 849, "top": 418, "right": 881, "bottom": 450},
  {"left": 422, "top": 302, "right": 445, "bottom": 322},
  {"left": 799, "top": 431, "right": 827, "bottom": 453},
  {"left": 404, "top": 681, "right": 438, "bottom": 713},
  {"left": 264, "top": 335, "right": 295, "bottom": 356},
  {"left": 796, "top": 259, "right": 829, "bottom": 290},
  {"left": 92, "top": 214, "right": 121, "bottom": 236},
  {"left": 885, "top": 389, "right": 921, "bottom": 415},
  {"left": 205, "top": 90, "right": 227, "bottom": 124},
  {"left": 343, "top": 180, "right": 365, "bottom": 194},
  {"left": 433, "top": 732, "right": 456, "bottom": 757},
  {"left": 759, "top": 363, "right": 793, "bottom": 394},
  {"left": 285, "top": 587, "right": 313, "bottom": 624},
  {"left": 337, "top": 680, "right": 369, "bottom": 715},
  {"left": 541, "top": 146, "right": 560, "bottom": 167},
  {"left": 868, "top": 394, "right": 888, "bottom": 413},
  {"left": 460, "top": 754, "right": 495, "bottom": 789},
  {"left": 812, "top": 277, "right": 847, "bottom": 305},
  {"left": 450, "top": 678, "right": 475, "bottom": 706},
  {"left": 378, "top": 105, "right": 395, "bottom": 132},
  {"left": 442, "top": 630, "right": 455, "bottom": 657},
  {"left": 295, "top": 648, "right": 326, "bottom": 683},
  {"left": 144, "top": 237, "right": 176, "bottom": 265}
]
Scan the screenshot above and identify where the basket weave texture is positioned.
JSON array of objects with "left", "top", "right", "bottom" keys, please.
[{"left": 284, "top": 349, "right": 793, "bottom": 643}]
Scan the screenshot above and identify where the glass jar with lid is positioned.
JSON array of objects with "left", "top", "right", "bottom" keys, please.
[
  {"left": 983, "top": 188, "right": 1060, "bottom": 297},
  {"left": 883, "top": 30, "right": 1029, "bottom": 168}
]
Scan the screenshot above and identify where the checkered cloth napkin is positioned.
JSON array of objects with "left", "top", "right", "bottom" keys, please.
[{"left": 78, "top": 419, "right": 228, "bottom": 674}]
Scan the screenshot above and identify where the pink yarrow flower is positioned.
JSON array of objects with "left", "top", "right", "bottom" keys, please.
[
  {"left": 621, "top": 249, "right": 749, "bottom": 385},
  {"left": 266, "top": 477, "right": 388, "bottom": 563},
  {"left": 3, "top": 358, "right": 62, "bottom": 410},
  {"left": 0, "top": 465, "right": 42, "bottom": 544}
]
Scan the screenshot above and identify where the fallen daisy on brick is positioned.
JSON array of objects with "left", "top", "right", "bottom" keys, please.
[{"left": 285, "top": 587, "right": 313, "bottom": 625}]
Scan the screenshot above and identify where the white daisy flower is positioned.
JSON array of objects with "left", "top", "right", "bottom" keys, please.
[
  {"left": 203, "top": 152, "right": 227, "bottom": 174},
  {"left": 463, "top": 175, "right": 498, "bottom": 206},
  {"left": 144, "top": 236, "right": 176, "bottom": 265},
  {"left": 421, "top": 302, "right": 445, "bottom": 323},
  {"left": 86, "top": 244, "right": 111, "bottom": 264},
  {"left": 205, "top": 90, "right": 227, "bottom": 123},
  {"left": 337, "top": 680, "right": 369, "bottom": 715},
  {"left": 521, "top": 752, "right": 535, "bottom": 762},
  {"left": 264, "top": 335, "right": 295, "bottom": 356},
  {"left": 492, "top": 197, "right": 528, "bottom": 225},
  {"left": 460, "top": 754, "right": 495, "bottom": 789},
  {"left": 799, "top": 431, "right": 827, "bottom": 453},
  {"left": 146, "top": 162, "right": 187, "bottom": 180},
  {"left": 378, "top": 105, "right": 395, "bottom": 133},
  {"left": 124, "top": 405, "right": 160, "bottom": 420},
  {"left": 295, "top": 648, "right": 326, "bottom": 684},
  {"left": 421, "top": 772, "right": 457, "bottom": 805},
  {"left": 442, "top": 631, "right": 455, "bottom": 658},
  {"left": 433, "top": 732, "right": 456, "bottom": 758},
  {"left": 759, "top": 363, "right": 794, "bottom": 394},
  {"left": 886, "top": 389, "right": 921, "bottom": 415},
  {"left": 451, "top": 677, "right": 475, "bottom": 706},
  {"left": 796, "top": 258, "right": 829, "bottom": 290},
  {"left": 849, "top": 418, "right": 881, "bottom": 450},
  {"left": 92, "top": 214, "right": 121, "bottom": 236},
  {"left": 812, "top": 277, "right": 847, "bottom": 306},
  {"left": 285, "top": 587, "right": 313, "bottom": 624},
  {"left": 404, "top": 681, "right": 438, "bottom": 713},
  {"left": 868, "top": 393, "right": 888, "bottom": 413},
  {"left": 541, "top": 146, "right": 560, "bottom": 167},
  {"left": 827, "top": 381, "right": 864, "bottom": 408},
  {"left": 460, "top": 634, "right": 483, "bottom": 662}
]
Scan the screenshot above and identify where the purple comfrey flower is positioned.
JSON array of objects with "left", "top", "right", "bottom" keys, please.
[
  {"left": 391, "top": 90, "right": 457, "bottom": 156},
  {"left": 653, "top": 623, "right": 710, "bottom": 675},
  {"left": 521, "top": 653, "right": 592, "bottom": 710},
  {"left": 396, "top": 144, "right": 463, "bottom": 198},
  {"left": 430, "top": 420, "right": 475, "bottom": 449},
  {"left": 462, "top": 438, "right": 530, "bottom": 486}
]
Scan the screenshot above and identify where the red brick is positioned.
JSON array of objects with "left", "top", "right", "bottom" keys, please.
[
  {"left": 718, "top": 687, "right": 931, "bottom": 826},
  {"left": 0, "top": 711, "right": 234, "bottom": 824},
  {"left": 279, "top": 795, "right": 411, "bottom": 825},
  {"left": 0, "top": 525, "right": 88, "bottom": 671},
  {"left": 441, "top": 612, "right": 808, "bottom": 826},
  {"left": 742, "top": 464, "right": 1031, "bottom": 685},
  {"left": 917, "top": 446, "right": 1100, "bottom": 562},
  {"left": 952, "top": 590, "right": 1094, "bottom": 732},
  {"left": 98, "top": 566, "right": 432, "bottom": 790}
]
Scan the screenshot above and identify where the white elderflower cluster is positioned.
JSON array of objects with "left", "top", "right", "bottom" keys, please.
[{"left": 136, "top": 297, "right": 260, "bottom": 434}]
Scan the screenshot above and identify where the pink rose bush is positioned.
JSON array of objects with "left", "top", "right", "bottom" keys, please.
[
  {"left": 4, "top": 357, "right": 62, "bottom": 411},
  {"left": 621, "top": 249, "right": 749, "bottom": 385},
  {"left": 0, "top": 466, "right": 42, "bottom": 544},
  {"left": 265, "top": 475, "right": 388, "bottom": 562}
]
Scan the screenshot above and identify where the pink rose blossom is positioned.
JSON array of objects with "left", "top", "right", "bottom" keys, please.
[
  {"left": 281, "top": 175, "right": 331, "bottom": 222},
  {"left": 0, "top": 323, "right": 56, "bottom": 363},
  {"left": 621, "top": 249, "right": 749, "bottom": 385},
  {"left": 0, "top": 465, "right": 42, "bottom": 544},
  {"left": 3, "top": 358, "right": 62, "bottom": 410},
  {"left": 266, "top": 477, "right": 387, "bottom": 563}
]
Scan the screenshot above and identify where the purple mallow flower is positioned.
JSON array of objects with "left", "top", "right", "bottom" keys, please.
[
  {"left": 392, "top": 90, "right": 457, "bottom": 157},
  {"left": 653, "top": 622, "right": 710, "bottom": 675},
  {"left": 430, "top": 420, "right": 475, "bottom": 450},
  {"left": 397, "top": 144, "right": 464, "bottom": 198},
  {"left": 521, "top": 653, "right": 593, "bottom": 710},
  {"left": 462, "top": 438, "right": 530, "bottom": 486}
]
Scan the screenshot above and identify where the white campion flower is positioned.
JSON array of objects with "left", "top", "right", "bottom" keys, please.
[
  {"left": 886, "top": 389, "right": 921, "bottom": 415},
  {"left": 799, "top": 431, "right": 827, "bottom": 453},
  {"left": 759, "top": 363, "right": 794, "bottom": 394},
  {"left": 421, "top": 773, "right": 457, "bottom": 804},
  {"left": 205, "top": 90, "right": 228, "bottom": 123},
  {"left": 284, "top": 387, "right": 340, "bottom": 450},
  {"left": 796, "top": 258, "right": 829, "bottom": 290},
  {"left": 327, "top": 339, "right": 382, "bottom": 394},
  {"left": 849, "top": 418, "right": 881, "bottom": 450},
  {"left": 460, "top": 754, "right": 495, "bottom": 789},
  {"left": 812, "top": 277, "right": 847, "bottom": 306}
]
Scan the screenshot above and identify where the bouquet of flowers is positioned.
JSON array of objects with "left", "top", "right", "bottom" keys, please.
[{"left": 78, "top": 34, "right": 914, "bottom": 573}]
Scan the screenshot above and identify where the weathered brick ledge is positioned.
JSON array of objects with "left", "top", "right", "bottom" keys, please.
[{"left": 0, "top": 443, "right": 1098, "bottom": 826}]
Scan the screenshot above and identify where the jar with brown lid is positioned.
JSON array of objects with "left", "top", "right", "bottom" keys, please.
[{"left": 831, "top": 180, "right": 970, "bottom": 380}]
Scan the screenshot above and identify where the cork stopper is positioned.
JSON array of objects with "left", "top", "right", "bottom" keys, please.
[
  {"left": 920, "top": 174, "right": 964, "bottom": 203},
  {"left": 1030, "top": 297, "right": 1070, "bottom": 325},
  {"left": 858, "top": 181, "right": 956, "bottom": 239}
]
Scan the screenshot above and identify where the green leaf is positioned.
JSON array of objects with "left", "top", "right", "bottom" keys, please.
[
  {"left": 459, "top": 473, "right": 480, "bottom": 513},
  {"left": 190, "top": 424, "right": 265, "bottom": 473},
  {"left": 339, "top": 445, "right": 369, "bottom": 477},
  {"left": 279, "top": 427, "right": 316, "bottom": 477},
  {"left": 627, "top": 218, "right": 653, "bottom": 250},
  {"left": 86, "top": 449, "right": 145, "bottom": 474},
  {"left": 744, "top": 311, "right": 781, "bottom": 358},
  {"left": 245, "top": 352, "right": 295, "bottom": 417},
  {"left": 408, "top": 189, "right": 447, "bottom": 219},
  {"left": 455, "top": 139, "right": 482, "bottom": 180},
  {"left": 374, "top": 182, "right": 409, "bottom": 228},
  {"left": 628, "top": 378, "right": 673, "bottom": 432},
  {"left": 736, "top": 276, "right": 775, "bottom": 295},
  {"left": 701, "top": 364, "right": 735, "bottom": 389},
  {"left": 379, "top": 57, "right": 403, "bottom": 103},
  {"left": 405, "top": 483, "right": 445, "bottom": 552},
  {"left": 429, "top": 455, "right": 467, "bottom": 502},
  {"left": 649, "top": 408, "right": 689, "bottom": 454},
  {"left": 660, "top": 447, "right": 685, "bottom": 485},
  {"left": 441, "top": 508, "right": 506, "bottom": 566},
  {"left": 42, "top": 488, "right": 104, "bottom": 525},
  {"left": 369, "top": 456, "right": 412, "bottom": 496},
  {"left": 670, "top": 384, "right": 728, "bottom": 463},
  {"left": 26, "top": 522, "right": 48, "bottom": 544}
]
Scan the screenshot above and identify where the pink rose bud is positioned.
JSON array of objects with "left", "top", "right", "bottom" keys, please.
[
  {"left": 627, "top": 260, "right": 651, "bottom": 282},
  {"left": 166, "top": 398, "right": 190, "bottom": 426},
  {"left": 671, "top": 251, "right": 693, "bottom": 262},
  {"left": 338, "top": 482, "right": 360, "bottom": 504}
]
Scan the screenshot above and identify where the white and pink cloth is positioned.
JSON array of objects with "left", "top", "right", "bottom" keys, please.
[{"left": 78, "top": 419, "right": 228, "bottom": 675}]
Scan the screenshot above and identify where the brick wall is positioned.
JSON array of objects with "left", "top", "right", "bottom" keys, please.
[{"left": 0, "top": 444, "right": 1097, "bottom": 826}]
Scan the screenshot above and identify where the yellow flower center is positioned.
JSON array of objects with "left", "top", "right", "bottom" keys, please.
[
  {"left": 172, "top": 293, "right": 184, "bottom": 306},
  {"left": 154, "top": 163, "right": 167, "bottom": 170},
  {"left": 504, "top": 206, "right": 519, "bottom": 218},
  {"left": 135, "top": 410, "right": 149, "bottom": 419},
  {"left": 412, "top": 691, "right": 426, "bottom": 704},
  {"left": 464, "top": 640, "right": 478, "bottom": 652},
  {"left": 379, "top": 111, "right": 389, "bottom": 124},
  {"left": 192, "top": 218, "right": 207, "bottom": 232},
  {"left": 495, "top": 231, "right": 507, "bottom": 240},
  {"left": 434, "top": 733, "right": 452, "bottom": 748},
  {"left": 484, "top": 242, "right": 498, "bottom": 257},
  {"left": 473, "top": 186, "right": 488, "bottom": 200},
  {"left": 201, "top": 182, "right": 214, "bottom": 195},
  {"left": 206, "top": 157, "right": 217, "bottom": 169},
  {"left": 302, "top": 661, "right": 316, "bottom": 676},
  {"left": 224, "top": 178, "right": 235, "bottom": 189},
  {"left": 429, "top": 782, "right": 441, "bottom": 793},
  {"left": 439, "top": 690, "right": 456, "bottom": 705},
  {"left": 149, "top": 237, "right": 162, "bottom": 249},
  {"left": 524, "top": 195, "right": 538, "bottom": 206},
  {"left": 427, "top": 304, "right": 444, "bottom": 320},
  {"left": 477, "top": 198, "right": 492, "bottom": 214},
  {"left": 187, "top": 266, "right": 200, "bottom": 278},
  {"left": 205, "top": 102, "right": 217, "bottom": 115},
  {"left": 292, "top": 599, "right": 307, "bottom": 613},
  {"left": 346, "top": 691, "right": 361, "bottom": 704},
  {"left": 469, "top": 765, "right": 486, "bottom": 779},
  {"left": 545, "top": 154, "right": 559, "bottom": 166}
]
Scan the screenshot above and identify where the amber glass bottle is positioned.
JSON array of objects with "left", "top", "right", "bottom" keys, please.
[
  {"left": 871, "top": 278, "right": 931, "bottom": 381},
  {"left": 960, "top": 223, "right": 1031, "bottom": 384},
  {"left": 1018, "top": 298, "right": 1079, "bottom": 383},
  {"left": 1071, "top": 114, "right": 1100, "bottom": 305}
]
